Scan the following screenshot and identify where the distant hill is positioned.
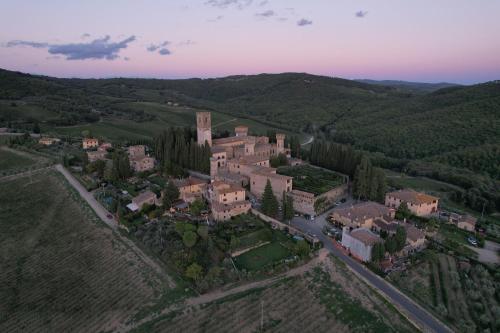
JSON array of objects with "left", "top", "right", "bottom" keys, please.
[
  {"left": 1, "top": 68, "right": 499, "bottom": 182},
  {"left": 356, "top": 79, "right": 460, "bottom": 93}
]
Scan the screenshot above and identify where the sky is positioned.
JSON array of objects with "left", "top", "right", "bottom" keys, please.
[{"left": 0, "top": 0, "right": 499, "bottom": 84}]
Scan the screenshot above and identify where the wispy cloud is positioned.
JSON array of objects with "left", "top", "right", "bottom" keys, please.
[
  {"left": 255, "top": 9, "right": 275, "bottom": 17},
  {"left": 258, "top": 0, "right": 268, "bottom": 6},
  {"left": 6, "top": 40, "right": 49, "bottom": 48},
  {"left": 81, "top": 33, "right": 91, "bottom": 39},
  {"left": 147, "top": 41, "right": 169, "bottom": 52},
  {"left": 297, "top": 18, "right": 312, "bottom": 26},
  {"left": 5, "top": 35, "right": 136, "bottom": 60},
  {"left": 205, "top": 0, "right": 253, "bottom": 9},
  {"left": 177, "top": 40, "right": 196, "bottom": 47},
  {"left": 355, "top": 10, "right": 368, "bottom": 18},
  {"left": 207, "top": 15, "right": 224, "bottom": 22},
  {"left": 158, "top": 48, "right": 171, "bottom": 55}
]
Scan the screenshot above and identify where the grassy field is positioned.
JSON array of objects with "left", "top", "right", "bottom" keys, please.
[
  {"left": 278, "top": 164, "right": 346, "bottom": 195},
  {"left": 389, "top": 251, "right": 500, "bottom": 332},
  {"left": 0, "top": 171, "right": 174, "bottom": 332},
  {"left": 132, "top": 255, "right": 415, "bottom": 333},
  {"left": 0, "top": 146, "right": 37, "bottom": 172},
  {"left": 234, "top": 242, "right": 292, "bottom": 271}
]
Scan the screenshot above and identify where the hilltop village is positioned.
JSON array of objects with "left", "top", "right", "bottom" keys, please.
[{"left": 2, "top": 109, "right": 497, "bottom": 333}]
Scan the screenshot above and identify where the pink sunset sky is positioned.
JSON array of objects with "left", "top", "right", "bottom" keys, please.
[{"left": 1, "top": 0, "right": 499, "bottom": 84}]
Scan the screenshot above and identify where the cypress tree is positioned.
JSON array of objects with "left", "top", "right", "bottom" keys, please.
[{"left": 262, "top": 179, "right": 278, "bottom": 217}]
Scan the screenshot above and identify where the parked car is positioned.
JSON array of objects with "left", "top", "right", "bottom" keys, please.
[
  {"left": 467, "top": 236, "right": 478, "bottom": 246},
  {"left": 106, "top": 214, "right": 113, "bottom": 219}
]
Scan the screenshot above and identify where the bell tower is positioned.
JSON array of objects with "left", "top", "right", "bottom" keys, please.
[
  {"left": 276, "top": 133, "right": 285, "bottom": 154},
  {"left": 196, "top": 112, "right": 212, "bottom": 146}
]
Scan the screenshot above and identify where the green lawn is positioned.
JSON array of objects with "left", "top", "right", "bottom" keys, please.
[
  {"left": 278, "top": 164, "right": 346, "bottom": 195},
  {"left": 234, "top": 242, "right": 292, "bottom": 271},
  {"left": 0, "top": 147, "right": 37, "bottom": 172},
  {"left": 237, "top": 228, "right": 273, "bottom": 250}
]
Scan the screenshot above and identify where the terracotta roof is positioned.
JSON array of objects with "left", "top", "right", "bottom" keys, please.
[
  {"left": 386, "top": 189, "right": 439, "bottom": 205},
  {"left": 333, "top": 202, "right": 393, "bottom": 223},
  {"left": 350, "top": 228, "right": 382, "bottom": 246},
  {"left": 174, "top": 176, "right": 207, "bottom": 188},
  {"left": 211, "top": 146, "right": 227, "bottom": 154},
  {"left": 132, "top": 190, "right": 156, "bottom": 204},
  {"left": 373, "top": 219, "right": 399, "bottom": 232},
  {"left": 458, "top": 215, "right": 477, "bottom": 226},
  {"left": 212, "top": 136, "right": 246, "bottom": 145},
  {"left": 403, "top": 223, "right": 425, "bottom": 242}
]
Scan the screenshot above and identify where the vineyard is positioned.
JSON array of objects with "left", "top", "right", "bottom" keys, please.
[
  {"left": 0, "top": 171, "right": 175, "bottom": 332},
  {"left": 389, "top": 250, "right": 500, "bottom": 332},
  {"left": 132, "top": 256, "right": 415, "bottom": 333}
]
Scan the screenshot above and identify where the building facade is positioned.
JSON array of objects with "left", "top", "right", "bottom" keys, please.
[{"left": 385, "top": 189, "right": 439, "bottom": 217}]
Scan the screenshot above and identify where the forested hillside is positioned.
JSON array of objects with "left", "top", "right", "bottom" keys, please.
[{"left": 1, "top": 68, "right": 499, "bottom": 212}]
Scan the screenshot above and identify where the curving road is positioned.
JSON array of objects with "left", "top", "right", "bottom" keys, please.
[{"left": 290, "top": 207, "right": 452, "bottom": 333}]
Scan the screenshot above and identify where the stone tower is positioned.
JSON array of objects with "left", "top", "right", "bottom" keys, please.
[
  {"left": 276, "top": 133, "right": 285, "bottom": 154},
  {"left": 235, "top": 125, "right": 248, "bottom": 137},
  {"left": 196, "top": 112, "right": 212, "bottom": 146},
  {"left": 244, "top": 136, "right": 256, "bottom": 156}
]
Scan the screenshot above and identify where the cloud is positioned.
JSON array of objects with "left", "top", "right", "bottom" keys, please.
[
  {"left": 297, "top": 18, "right": 312, "bottom": 26},
  {"left": 5, "top": 35, "right": 136, "bottom": 60},
  {"left": 177, "top": 40, "right": 196, "bottom": 46},
  {"left": 258, "top": 0, "right": 268, "bottom": 6},
  {"left": 255, "top": 9, "right": 275, "bottom": 17},
  {"left": 207, "top": 15, "right": 224, "bottom": 22},
  {"left": 6, "top": 40, "right": 49, "bottom": 48},
  {"left": 158, "top": 48, "right": 171, "bottom": 56},
  {"left": 124, "top": 57, "right": 130, "bottom": 61},
  {"left": 205, "top": 0, "right": 253, "bottom": 9},
  {"left": 81, "top": 33, "right": 91, "bottom": 39},
  {"left": 355, "top": 10, "right": 368, "bottom": 18},
  {"left": 147, "top": 41, "right": 169, "bottom": 52}
]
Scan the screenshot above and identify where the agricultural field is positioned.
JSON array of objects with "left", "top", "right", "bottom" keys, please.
[
  {"left": 41, "top": 102, "right": 298, "bottom": 143},
  {"left": 131, "top": 255, "right": 415, "bottom": 333},
  {"left": 277, "top": 164, "right": 346, "bottom": 195},
  {"left": 389, "top": 250, "right": 500, "bottom": 332},
  {"left": 0, "top": 171, "right": 177, "bottom": 332},
  {"left": 0, "top": 146, "right": 37, "bottom": 172}
]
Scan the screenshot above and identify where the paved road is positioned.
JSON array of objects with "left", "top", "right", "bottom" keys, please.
[
  {"left": 290, "top": 205, "right": 452, "bottom": 333},
  {"left": 55, "top": 164, "right": 117, "bottom": 230},
  {"left": 301, "top": 135, "right": 314, "bottom": 146}
]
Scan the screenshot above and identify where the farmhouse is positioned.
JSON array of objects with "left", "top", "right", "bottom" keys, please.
[
  {"left": 372, "top": 219, "right": 399, "bottom": 236},
  {"left": 38, "top": 137, "right": 60, "bottom": 145},
  {"left": 385, "top": 189, "right": 439, "bottom": 217},
  {"left": 127, "top": 190, "right": 160, "bottom": 211},
  {"left": 82, "top": 138, "right": 98, "bottom": 149},
  {"left": 331, "top": 202, "right": 395, "bottom": 229},
  {"left": 98, "top": 142, "right": 112, "bottom": 152},
  {"left": 173, "top": 176, "right": 208, "bottom": 203},
  {"left": 209, "top": 180, "right": 251, "bottom": 221},
  {"left": 342, "top": 227, "right": 383, "bottom": 262}
]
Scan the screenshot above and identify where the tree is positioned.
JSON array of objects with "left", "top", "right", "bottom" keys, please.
[
  {"left": 385, "top": 236, "right": 397, "bottom": 254},
  {"left": 261, "top": 179, "right": 278, "bottom": 217},
  {"left": 371, "top": 242, "right": 385, "bottom": 262},
  {"left": 270, "top": 153, "right": 287, "bottom": 168},
  {"left": 185, "top": 262, "right": 203, "bottom": 281},
  {"left": 182, "top": 230, "right": 198, "bottom": 248},
  {"left": 395, "top": 202, "right": 412, "bottom": 220},
  {"left": 190, "top": 198, "right": 207, "bottom": 216},
  {"left": 229, "top": 236, "right": 240, "bottom": 251},
  {"left": 294, "top": 240, "right": 310, "bottom": 257},
  {"left": 32, "top": 122, "right": 40, "bottom": 134},
  {"left": 163, "top": 180, "right": 180, "bottom": 208},
  {"left": 282, "top": 191, "right": 294, "bottom": 221},
  {"left": 197, "top": 225, "right": 209, "bottom": 240},
  {"left": 395, "top": 225, "right": 407, "bottom": 251}
]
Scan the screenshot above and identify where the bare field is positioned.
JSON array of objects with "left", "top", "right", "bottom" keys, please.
[
  {"left": 132, "top": 256, "right": 415, "bottom": 333},
  {"left": 0, "top": 172, "right": 173, "bottom": 332}
]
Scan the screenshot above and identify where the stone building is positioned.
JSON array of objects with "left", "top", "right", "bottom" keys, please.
[
  {"left": 87, "top": 150, "right": 107, "bottom": 163},
  {"left": 127, "top": 145, "right": 155, "bottom": 172},
  {"left": 38, "top": 137, "right": 60, "bottom": 145},
  {"left": 209, "top": 180, "right": 251, "bottom": 221},
  {"left": 330, "top": 202, "right": 395, "bottom": 229},
  {"left": 385, "top": 189, "right": 439, "bottom": 217},
  {"left": 173, "top": 176, "right": 208, "bottom": 203},
  {"left": 341, "top": 228, "right": 383, "bottom": 262},
  {"left": 197, "top": 112, "right": 212, "bottom": 147},
  {"left": 127, "top": 190, "right": 160, "bottom": 211}
]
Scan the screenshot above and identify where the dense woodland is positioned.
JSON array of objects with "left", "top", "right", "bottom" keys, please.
[{"left": 1, "top": 68, "right": 499, "bottom": 213}]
